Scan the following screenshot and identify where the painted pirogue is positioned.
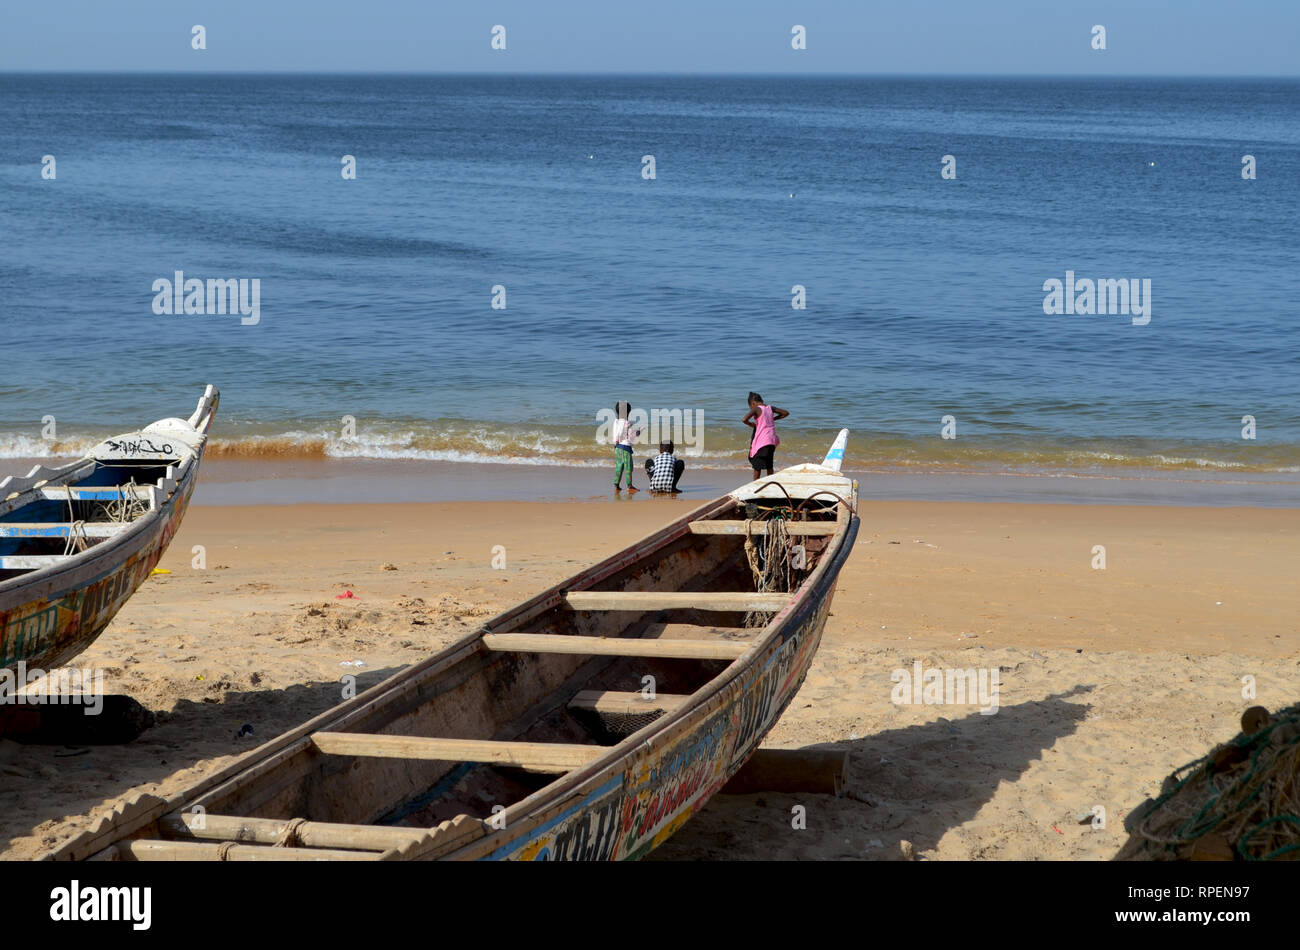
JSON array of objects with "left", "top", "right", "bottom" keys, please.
[
  {"left": 51, "top": 430, "right": 859, "bottom": 862},
  {"left": 0, "top": 386, "right": 218, "bottom": 675}
]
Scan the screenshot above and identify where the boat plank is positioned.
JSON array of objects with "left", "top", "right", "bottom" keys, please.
[
  {"left": 568, "top": 689, "right": 690, "bottom": 716},
  {"left": 310, "top": 733, "right": 603, "bottom": 771},
  {"left": 564, "top": 591, "right": 790, "bottom": 612},
  {"left": 0, "top": 523, "right": 129, "bottom": 539},
  {"left": 159, "top": 813, "right": 427, "bottom": 851},
  {"left": 688, "top": 520, "right": 838, "bottom": 536},
  {"left": 118, "top": 839, "right": 376, "bottom": 861},
  {"left": 40, "top": 485, "right": 152, "bottom": 502},
  {"left": 481, "top": 633, "right": 752, "bottom": 660},
  {"left": 0, "top": 555, "right": 74, "bottom": 570}
]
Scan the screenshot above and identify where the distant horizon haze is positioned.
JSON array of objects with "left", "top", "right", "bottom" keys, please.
[{"left": 1, "top": 1, "right": 1297, "bottom": 76}]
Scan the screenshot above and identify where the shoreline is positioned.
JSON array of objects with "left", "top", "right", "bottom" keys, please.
[{"left": 9, "top": 456, "right": 1300, "bottom": 508}]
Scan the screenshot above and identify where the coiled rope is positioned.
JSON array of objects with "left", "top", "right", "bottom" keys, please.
[{"left": 1122, "top": 702, "right": 1300, "bottom": 861}]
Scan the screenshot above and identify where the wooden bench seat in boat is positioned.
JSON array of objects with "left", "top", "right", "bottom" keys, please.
[
  {"left": 111, "top": 839, "right": 378, "bottom": 861},
  {"left": 0, "top": 554, "right": 76, "bottom": 570},
  {"left": 480, "top": 633, "right": 753, "bottom": 659},
  {"left": 566, "top": 690, "right": 690, "bottom": 717},
  {"left": 38, "top": 485, "right": 153, "bottom": 502},
  {"left": 0, "top": 522, "right": 130, "bottom": 538},
  {"left": 563, "top": 591, "right": 790, "bottom": 612},
  {"left": 156, "top": 813, "right": 429, "bottom": 850},
  {"left": 687, "top": 519, "right": 839, "bottom": 536},
  {"left": 308, "top": 734, "right": 603, "bottom": 772}
]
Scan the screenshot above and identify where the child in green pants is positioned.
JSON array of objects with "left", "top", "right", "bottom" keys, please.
[{"left": 611, "top": 400, "right": 641, "bottom": 492}]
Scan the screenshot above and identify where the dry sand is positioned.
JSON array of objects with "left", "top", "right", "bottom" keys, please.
[{"left": 3, "top": 498, "right": 1298, "bottom": 860}]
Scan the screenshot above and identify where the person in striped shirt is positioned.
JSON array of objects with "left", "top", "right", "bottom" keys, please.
[{"left": 644, "top": 440, "right": 685, "bottom": 493}]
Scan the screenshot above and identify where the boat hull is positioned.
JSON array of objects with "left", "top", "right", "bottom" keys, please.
[
  {"left": 453, "top": 516, "right": 858, "bottom": 861},
  {"left": 0, "top": 387, "right": 217, "bottom": 674},
  {"left": 0, "top": 473, "right": 199, "bottom": 672},
  {"left": 44, "top": 438, "right": 858, "bottom": 863}
]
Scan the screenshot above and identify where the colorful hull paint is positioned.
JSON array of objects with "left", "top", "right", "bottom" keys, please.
[
  {"left": 0, "top": 387, "right": 216, "bottom": 673},
  {"left": 457, "top": 518, "right": 856, "bottom": 862},
  {"left": 46, "top": 444, "right": 855, "bottom": 864},
  {"left": 0, "top": 476, "right": 198, "bottom": 671}
]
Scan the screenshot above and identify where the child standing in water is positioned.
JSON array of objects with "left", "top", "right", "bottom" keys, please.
[
  {"left": 611, "top": 400, "right": 642, "bottom": 492},
  {"left": 742, "top": 391, "right": 788, "bottom": 478}
]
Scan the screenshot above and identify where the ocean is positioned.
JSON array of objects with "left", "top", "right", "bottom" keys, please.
[{"left": 2, "top": 74, "right": 1298, "bottom": 482}]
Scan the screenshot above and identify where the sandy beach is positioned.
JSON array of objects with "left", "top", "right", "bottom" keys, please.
[{"left": 3, "top": 494, "right": 1297, "bottom": 861}]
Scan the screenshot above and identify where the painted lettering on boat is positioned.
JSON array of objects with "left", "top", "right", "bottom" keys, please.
[
  {"left": 545, "top": 795, "right": 621, "bottom": 860},
  {"left": 733, "top": 632, "right": 801, "bottom": 755},
  {"left": 105, "top": 437, "right": 175, "bottom": 457},
  {"left": 505, "top": 606, "right": 824, "bottom": 860}
]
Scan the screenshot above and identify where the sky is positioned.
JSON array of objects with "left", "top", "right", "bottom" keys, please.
[{"left": 1, "top": 0, "right": 1296, "bottom": 75}]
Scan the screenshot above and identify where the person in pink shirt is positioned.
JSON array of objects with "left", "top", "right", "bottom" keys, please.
[{"left": 742, "top": 391, "right": 789, "bottom": 478}]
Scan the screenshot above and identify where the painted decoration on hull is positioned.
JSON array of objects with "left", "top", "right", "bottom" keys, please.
[
  {"left": 0, "top": 476, "right": 197, "bottom": 671},
  {"left": 487, "top": 587, "right": 834, "bottom": 861}
]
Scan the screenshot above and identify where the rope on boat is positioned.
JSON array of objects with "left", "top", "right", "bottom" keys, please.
[
  {"left": 275, "top": 817, "right": 309, "bottom": 848},
  {"left": 61, "top": 490, "right": 89, "bottom": 555},
  {"left": 62, "top": 521, "right": 88, "bottom": 556},
  {"left": 1120, "top": 702, "right": 1300, "bottom": 861},
  {"left": 743, "top": 512, "right": 794, "bottom": 628}
]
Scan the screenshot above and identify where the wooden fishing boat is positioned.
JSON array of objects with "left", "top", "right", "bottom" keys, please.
[
  {"left": 51, "top": 429, "right": 859, "bottom": 862},
  {"left": 0, "top": 386, "right": 219, "bottom": 674}
]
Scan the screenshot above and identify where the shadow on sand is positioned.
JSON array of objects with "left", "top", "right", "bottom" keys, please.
[
  {"left": 650, "top": 686, "right": 1095, "bottom": 860},
  {"left": 1, "top": 667, "right": 404, "bottom": 853}
]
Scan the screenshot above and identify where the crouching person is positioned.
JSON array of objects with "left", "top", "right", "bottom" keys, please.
[{"left": 644, "top": 440, "right": 685, "bottom": 494}]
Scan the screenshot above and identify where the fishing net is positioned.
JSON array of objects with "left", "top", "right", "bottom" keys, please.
[
  {"left": 592, "top": 708, "right": 670, "bottom": 738},
  {"left": 1118, "top": 702, "right": 1300, "bottom": 861},
  {"left": 743, "top": 509, "right": 795, "bottom": 628}
]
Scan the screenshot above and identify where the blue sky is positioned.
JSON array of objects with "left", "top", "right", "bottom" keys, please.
[{"left": 2, "top": 0, "right": 1296, "bottom": 75}]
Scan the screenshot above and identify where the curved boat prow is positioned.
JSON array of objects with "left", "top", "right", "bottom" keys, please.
[
  {"left": 187, "top": 385, "right": 221, "bottom": 435},
  {"left": 820, "top": 428, "right": 849, "bottom": 472}
]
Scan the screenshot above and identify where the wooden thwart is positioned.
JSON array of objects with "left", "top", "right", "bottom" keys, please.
[
  {"left": 310, "top": 733, "right": 604, "bottom": 772},
  {"left": 0, "top": 522, "right": 127, "bottom": 538},
  {"left": 689, "top": 520, "right": 838, "bottom": 536},
  {"left": 564, "top": 590, "right": 791, "bottom": 612},
  {"left": 159, "top": 813, "right": 428, "bottom": 851},
  {"left": 568, "top": 689, "right": 690, "bottom": 717},
  {"left": 0, "top": 555, "right": 73, "bottom": 570},
  {"left": 481, "top": 633, "right": 752, "bottom": 660},
  {"left": 40, "top": 485, "right": 152, "bottom": 501},
  {"left": 114, "top": 839, "right": 377, "bottom": 861}
]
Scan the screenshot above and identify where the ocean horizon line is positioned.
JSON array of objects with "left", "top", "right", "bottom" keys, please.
[{"left": 4, "top": 71, "right": 1299, "bottom": 80}]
